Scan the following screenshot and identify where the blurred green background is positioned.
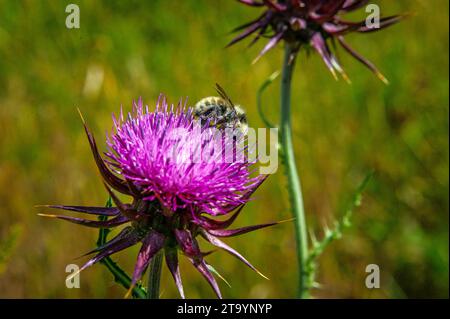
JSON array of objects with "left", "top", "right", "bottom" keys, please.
[{"left": 0, "top": 0, "right": 448, "bottom": 298}]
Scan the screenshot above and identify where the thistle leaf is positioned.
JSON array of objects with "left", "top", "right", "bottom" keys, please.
[{"left": 306, "top": 171, "right": 374, "bottom": 286}]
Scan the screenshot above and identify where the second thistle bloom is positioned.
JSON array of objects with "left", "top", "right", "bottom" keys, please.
[
  {"left": 230, "top": 0, "right": 403, "bottom": 82},
  {"left": 41, "top": 96, "right": 277, "bottom": 298}
]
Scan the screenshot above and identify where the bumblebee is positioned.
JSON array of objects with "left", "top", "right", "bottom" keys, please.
[{"left": 194, "top": 84, "right": 248, "bottom": 133}]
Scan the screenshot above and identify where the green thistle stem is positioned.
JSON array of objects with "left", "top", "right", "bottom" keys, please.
[
  {"left": 280, "top": 43, "right": 309, "bottom": 298},
  {"left": 147, "top": 250, "right": 163, "bottom": 299}
]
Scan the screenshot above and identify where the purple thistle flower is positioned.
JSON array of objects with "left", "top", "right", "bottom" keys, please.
[
  {"left": 229, "top": 0, "right": 404, "bottom": 83},
  {"left": 39, "top": 96, "right": 280, "bottom": 298}
]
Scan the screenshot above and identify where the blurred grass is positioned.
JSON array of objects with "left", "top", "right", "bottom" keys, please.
[{"left": 0, "top": 0, "right": 448, "bottom": 298}]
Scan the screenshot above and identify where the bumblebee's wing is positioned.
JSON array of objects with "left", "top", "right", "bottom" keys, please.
[{"left": 215, "top": 83, "right": 235, "bottom": 109}]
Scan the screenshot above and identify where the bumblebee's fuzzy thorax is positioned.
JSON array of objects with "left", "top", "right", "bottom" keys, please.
[{"left": 194, "top": 84, "right": 248, "bottom": 134}]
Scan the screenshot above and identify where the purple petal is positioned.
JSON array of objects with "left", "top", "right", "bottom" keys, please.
[
  {"left": 80, "top": 226, "right": 135, "bottom": 257},
  {"left": 103, "top": 183, "right": 141, "bottom": 221},
  {"left": 207, "top": 221, "right": 278, "bottom": 238},
  {"left": 310, "top": 32, "right": 338, "bottom": 79},
  {"left": 338, "top": 36, "right": 388, "bottom": 84},
  {"left": 38, "top": 213, "right": 128, "bottom": 228},
  {"left": 201, "top": 230, "right": 267, "bottom": 279},
  {"left": 358, "top": 15, "right": 404, "bottom": 33},
  {"left": 322, "top": 22, "right": 353, "bottom": 35},
  {"left": 247, "top": 23, "right": 269, "bottom": 47},
  {"left": 125, "top": 179, "right": 142, "bottom": 197},
  {"left": 73, "top": 232, "right": 140, "bottom": 277},
  {"left": 130, "top": 231, "right": 165, "bottom": 287},
  {"left": 192, "top": 205, "right": 245, "bottom": 230},
  {"left": 80, "top": 117, "right": 130, "bottom": 194},
  {"left": 227, "top": 19, "right": 266, "bottom": 48},
  {"left": 243, "top": 174, "right": 268, "bottom": 200},
  {"left": 42, "top": 205, "right": 120, "bottom": 216},
  {"left": 252, "top": 31, "right": 285, "bottom": 64},
  {"left": 189, "top": 257, "right": 222, "bottom": 299},
  {"left": 173, "top": 229, "right": 222, "bottom": 298},
  {"left": 218, "top": 175, "right": 268, "bottom": 213},
  {"left": 165, "top": 246, "right": 185, "bottom": 299},
  {"left": 174, "top": 229, "right": 201, "bottom": 257}
]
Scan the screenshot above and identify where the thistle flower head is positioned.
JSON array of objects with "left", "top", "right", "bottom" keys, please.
[
  {"left": 106, "top": 97, "right": 258, "bottom": 216},
  {"left": 40, "top": 96, "right": 278, "bottom": 298},
  {"left": 229, "top": 0, "right": 404, "bottom": 82}
]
